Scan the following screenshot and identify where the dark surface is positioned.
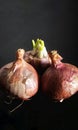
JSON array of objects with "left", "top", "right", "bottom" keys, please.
[
  {"left": 0, "top": 0, "right": 78, "bottom": 130},
  {"left": 0, "top": 91, "right": 78, "bottom": 130}
]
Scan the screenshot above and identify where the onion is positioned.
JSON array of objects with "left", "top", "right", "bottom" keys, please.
[
  {"left": 41, "top": 50, "right": 78, "bottom": 102},
  {"left": 0, "top": 49, "right": 39, "bottom": 100},
  {"left": 24, "top": 39, "right": 51, "bottom": 74}
]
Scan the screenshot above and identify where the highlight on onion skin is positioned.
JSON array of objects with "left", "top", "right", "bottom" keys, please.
[
  {"left": 41, "top": 50, "right": 78, "bottom": 102},
  {"left": 0, "top": 49, "right": 39, "bottom": 100},
  {"left": 24, "top": 39, "right": 51, "bottom": 74}
]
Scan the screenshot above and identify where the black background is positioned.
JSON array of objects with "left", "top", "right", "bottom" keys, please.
[{"left": 0, "top": 0, "right": 78, "bottom": 130}]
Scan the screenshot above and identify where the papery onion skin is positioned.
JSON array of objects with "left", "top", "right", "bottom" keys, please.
[
  {"left": 24, "top": 50, "right": 51, "bottom": 75},
  {"left": 41, "top": 50, "right": 78, "bottom": 102},
  {"left": 0, "top": 49, "right": 39, "bottom": 100}
]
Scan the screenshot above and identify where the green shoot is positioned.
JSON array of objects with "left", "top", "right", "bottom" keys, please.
[{"left": 32, "top": 38, "right": 48, "bottom": 58}]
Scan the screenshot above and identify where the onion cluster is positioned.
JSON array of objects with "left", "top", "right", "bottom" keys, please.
[{"left": 0, "top": 39, "right": 78, "bottom": 104}]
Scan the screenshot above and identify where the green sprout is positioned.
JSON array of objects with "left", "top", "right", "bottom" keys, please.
[
  {"left": 32, "top": 39, "right": 44, "bottom": 51},
  {"left": 32, "top": 39, "right": 48, "bottom": 58},
  {"left": 32, "top": 40, "right": 36, "bottom": 49}
]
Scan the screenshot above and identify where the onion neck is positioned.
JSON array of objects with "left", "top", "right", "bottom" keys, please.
[
  {"left": 16, "top": 49, "right": 25, "bottom": 60},
  {"left": 11, "top": 49, "right": 26, "bottom": 72},
  {"left": 49, "top": 50, "right": 63, "bottom": 68},
  {"left": 31, "top": 39, "right": 48, "bottom": 59}
]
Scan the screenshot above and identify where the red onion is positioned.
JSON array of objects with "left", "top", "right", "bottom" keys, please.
[
  {"left": 24, "top": 39, "right": 51, "bottom": 74},
  {"left": 0, "top": 49, "right": 39, "bottom": 100},
  {"left": 41, "top": 50, "right": 78, "bottom": 102}
]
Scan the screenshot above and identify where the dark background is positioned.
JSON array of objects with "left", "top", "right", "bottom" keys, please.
[{"left": 0, "top": 0, "right": 78, "bottom": 130}]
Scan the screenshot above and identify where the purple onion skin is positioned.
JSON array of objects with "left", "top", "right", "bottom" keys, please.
[
  {"left": 0, "top": 49, "right": 39, "bottom": 100},
  {"left": 24, "top": 51, "right": 51, "bottom": 75},
  {"left": 41, "top": 58, "right": 78, "bottom": 102}
]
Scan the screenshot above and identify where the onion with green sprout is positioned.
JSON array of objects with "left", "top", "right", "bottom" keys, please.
[{"left": 24, "top": 39, "right": 51, "bottom": 74}]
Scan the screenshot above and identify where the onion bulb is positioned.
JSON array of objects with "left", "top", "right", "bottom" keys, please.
[
  {"left": 41, "top": 50, "right": 78, "bottom": 102},
  {"left": 24, "top": 39, "right": 51, "bottom": 74},
  {"left": 0, "top": 49, "right": 39, "bottom": 100}
]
